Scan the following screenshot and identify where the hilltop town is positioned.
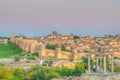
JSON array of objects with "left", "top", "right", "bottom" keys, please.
[
  {"left": 9, "top": 31, "right": 120, "bottom": 59},
  {"left": 0, "top": 32, "right": 120, "bottom": 80}
]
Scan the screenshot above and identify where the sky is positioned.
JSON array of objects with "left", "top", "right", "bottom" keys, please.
[{"left": 0, "top": 0, "right": 120, "bottom": 37}]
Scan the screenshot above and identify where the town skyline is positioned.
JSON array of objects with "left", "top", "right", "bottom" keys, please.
[
  {"left": 0, "top": 31, "right": 120, "bottom": 37},
  {"left": 0, "top": 30, "right": 120, "bottom": 37}
]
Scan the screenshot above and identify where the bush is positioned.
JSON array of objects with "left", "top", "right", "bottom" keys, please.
[
  {"left": 69, "top": 58, "right": 74, "bottom": 62},
  {"left": 23, "top": 76, "right": 30, "bottom": 80},
  {"left": 47, "top": 72, "right": 60, "bottom": 80},
  {"left": 55, "top": 66, "right": 74, "bottom": 76},
  {"left": 46, "top": 44, "right": 56, "bottom": 50},
  {"left": 32, "top": 52, "right": 39, "bottom": 58},
  {"left": 14, "top": 56, "right": 20, "bottom": 61},
  {"left": 25, "top": 60, "right": 30, "bottom": 63},
  {"left": 26, "top": 52, "right": 39, "bottom": 60},
  {"left": 0, "top": 62, "right": 5, "bottom": 66},
  {"left": 32, "top": 68, "right": 47, "bottom": 80},
  {"left": 61, "top": 47, "right": 70, "bottom": 52},
  {"left": 73, "top": 62, "right": 85, "bottom": 76},
  {"left": 114, "top": 66, "right": 120, "bottom": 73}
]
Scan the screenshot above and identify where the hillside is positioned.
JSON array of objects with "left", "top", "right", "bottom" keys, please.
[{"left": 0, "top": 43, "right": 23, "bottom": 58}]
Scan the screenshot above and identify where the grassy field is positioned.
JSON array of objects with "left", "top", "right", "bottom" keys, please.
[{"left": 0, "top": 43, "right": 23, "bottom": 58}]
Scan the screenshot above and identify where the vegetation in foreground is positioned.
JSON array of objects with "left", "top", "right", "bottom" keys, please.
[
  {"left": 0, "top": 62, "right": 86, "bottom": 80},
  {"left": 0, "top": 61, "right": 120, "bottom": 80},
  {"left": 0, "top": 43, "right": 120, "bottom": 80},
  {"left": 0, "top": 43, "right": 23, "bottom": 58}
]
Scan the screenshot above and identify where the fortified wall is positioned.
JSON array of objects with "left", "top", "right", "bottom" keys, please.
[
  {"left": 10, "top": 33, "right": 120, "bottom": 59},
  {"left": 10, "top": 33, "right": 87, "bottom": 59},
  {"left": 0, "top": 39, "right": 8, "bottom": 44}
]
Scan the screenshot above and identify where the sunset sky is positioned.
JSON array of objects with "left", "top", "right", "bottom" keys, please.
[{"left": 0, "top": 0, "right": 120, "bottom": 37}]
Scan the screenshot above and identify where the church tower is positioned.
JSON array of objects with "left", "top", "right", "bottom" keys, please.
[{"left": 10, "top": 32, "right": 14, "bottom": 42}]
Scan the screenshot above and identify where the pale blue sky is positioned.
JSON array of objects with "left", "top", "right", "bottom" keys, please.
[{"left": 0, "top": 0, "right": 120, "bottom": 37}]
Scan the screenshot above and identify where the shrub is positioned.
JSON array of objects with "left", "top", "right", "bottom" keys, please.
[
  {"left": 69, "top": 58, "right": 74, "bottom": 62},
  {"left": 23, "top": 76, "right": 30, "bottom": 80},
  {"left": 46, "top": 44, "right": 56, "bottom": 50},
  {"left": 114, "top": 66, "right": 120, "bottom": 73},
  {"left": 0, "top": 62, "right": 5, "bottom": 66},
  {"left": 25, "top": 60, "right": 30, "bottom": 63},
  {"left": 32, "top": 69, "right": 47, "bottom": 80},
  {"left": 26, "top": 52, "right": 39, "bottom": 60},
  {"left": 61, "top": 47, "right": 70, "bottom": 52},
  {"left": 14, "top": 56, "right": 20, "bottom": 61},
  {"left": 47, "top": 72, "right": 60, "bottom": 80},
  {"left": 73, "top": 62, "right": 85, "bottom": 76},
  {"left": 32, "top": 52, "right": 39, "bottom": 58},
  {"left": 55, "top": 66, "right": 74, "bottom": 76}
]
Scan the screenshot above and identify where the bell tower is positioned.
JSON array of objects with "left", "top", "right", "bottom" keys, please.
[{"left": 10, "top": 32, "right": 14, "bottom": 42}]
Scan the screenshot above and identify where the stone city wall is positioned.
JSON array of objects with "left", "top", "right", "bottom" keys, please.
[
  {"left": 10, "top": 36, "right": 120, "bottom": 59},
  {"left": 10, "top": 36, "right": 88, "bottom": 59}
]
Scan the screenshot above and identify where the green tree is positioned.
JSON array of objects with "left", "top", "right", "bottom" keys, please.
[
  {"left": 73, "top": 62, "right": 85, "bottom": 76},
  {"left": 55, "top": 66, "right": 74, "bottom": 76},
  {"left": 47, "top": 72, "right": 60, "bottom": 80},
  {"left": 32, "top": 69, "right": 47, "bottom": 80},
  {"left": 46, "top": 44, "right": 56, "bottom": 50}
]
